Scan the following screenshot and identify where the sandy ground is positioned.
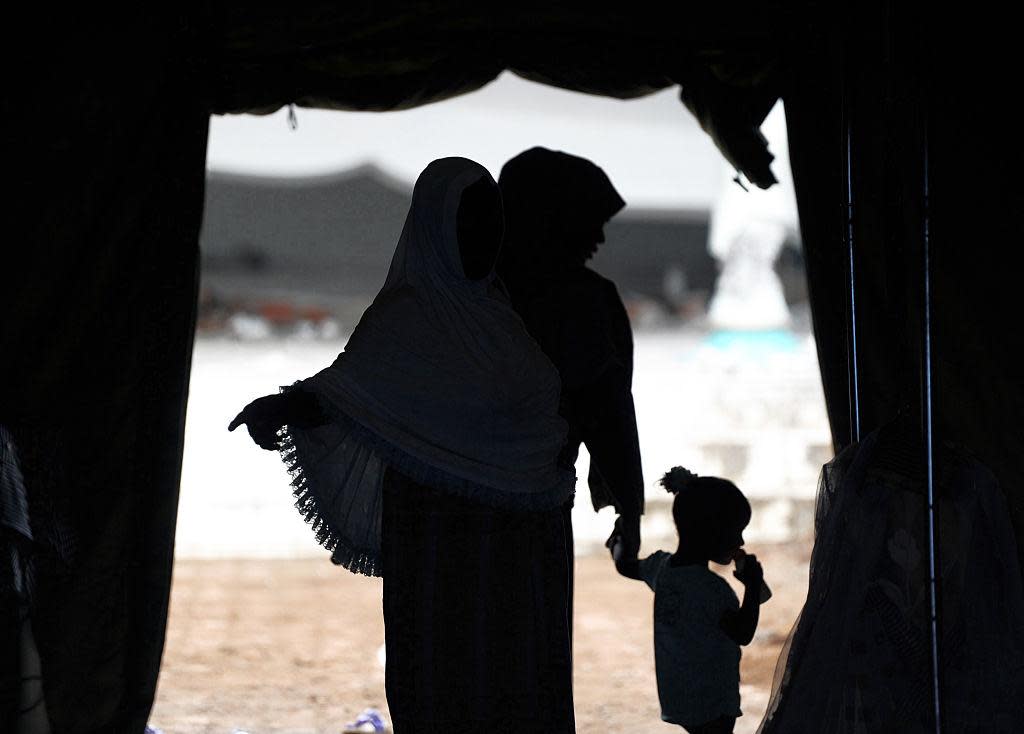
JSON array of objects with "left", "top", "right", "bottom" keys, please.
[{"left": 150, "top": 540, "right": 810, "bottom": 734}]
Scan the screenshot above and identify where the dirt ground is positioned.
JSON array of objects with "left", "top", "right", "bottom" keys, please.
[{"left": 150, "top": 541, "right": 810, "bottom": 734}]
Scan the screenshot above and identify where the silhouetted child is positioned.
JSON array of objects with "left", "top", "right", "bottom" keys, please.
[{"left": 610, "top": 467, "right": 768, "bottom": 734}]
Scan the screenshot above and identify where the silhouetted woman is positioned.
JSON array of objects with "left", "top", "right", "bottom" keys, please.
[
  {"left": 497, "top": 147, "right": 645, "bottom": 564},
  {"left": 230, "top": 158, "right": 576, "bottom": 733}
]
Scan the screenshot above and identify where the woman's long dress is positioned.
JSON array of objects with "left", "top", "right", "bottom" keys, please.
[{"left": 381, "top": 467, "right": 575, "bottom": 734}]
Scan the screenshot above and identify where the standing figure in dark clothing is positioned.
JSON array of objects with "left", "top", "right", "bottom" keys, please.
[
  {"left": 611, "top": 467, "right": 766, "bottom": 734},
  {"left": 230, "top": 158, "right": 576, "bottom": 733},
  {"left": 497, "top": 147, "right": 645, "bottom": 561}
]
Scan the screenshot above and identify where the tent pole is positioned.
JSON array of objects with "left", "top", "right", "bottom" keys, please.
[
  {"left": 841, "top": 24, "right": 861, "bottom": 446},
  {"left": 844, "top": 103, "right": 860, "bottom": 444},
  {"left": 921, "top": 81, "right": 943, "bottom": 734}
]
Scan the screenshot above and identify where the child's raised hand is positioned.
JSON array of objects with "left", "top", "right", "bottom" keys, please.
[{"left": 733, "top": 550, "right": 764, "bottom": 587}]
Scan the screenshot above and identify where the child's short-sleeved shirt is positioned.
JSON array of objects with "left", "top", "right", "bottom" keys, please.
[{"left": 639, "top": 550, "right": 742, "bottom": 727}]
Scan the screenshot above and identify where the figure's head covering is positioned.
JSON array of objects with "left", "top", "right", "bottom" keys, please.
[
  {"left": 497, "top": 147, "right": 625, "bottom": 280},
  {"left": 280, "top": 157, "right": 575, "bottom": 576},
  {"left": 382, "top": 157, "right": 504, "bottom": 291}
]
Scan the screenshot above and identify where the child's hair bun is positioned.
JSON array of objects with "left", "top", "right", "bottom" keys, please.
[{"left": 660, "top": 466, "right": 699, "bottom": 495}]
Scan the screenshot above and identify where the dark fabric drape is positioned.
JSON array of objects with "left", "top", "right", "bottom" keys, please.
[
  {"left": 208, "top": 3, "right": 787, "bottom": 112},
  {"left": 785, "top": 4, "right": 1024, "bottom": 576},
  {"left": 759, "top": 424, "right": 1024, "bottom": 733},
  {"left": 3, "top": 9, "right": 209, "bottom": 732},
  {"left": 208, "top": 2, "right": 788, "bottom": 188},
  {"left": 925, "top": 21, "right": 1024, "bottom": 582},
  {"left": 784, "top": 4, "right": 930, "bottom": 451},
  {"left": 12, "top": 3, "right": 1023, "bottom": 731},
  {"left": 772, "top": 9, "right": 1024, "bottom": 727},
  {"left": 6, "top": 7, "right": 785, "bottom": 730}
]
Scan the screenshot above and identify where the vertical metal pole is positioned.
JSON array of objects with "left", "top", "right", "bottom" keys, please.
[
  {"left": 922, "top": 89, "right": 943, "bottom": 734},
  {"left": 845, "top": 113, "right": 860, "bottom": 444},
  {"left": 843, "top": 33, "right": 861, "bottom": 445}
]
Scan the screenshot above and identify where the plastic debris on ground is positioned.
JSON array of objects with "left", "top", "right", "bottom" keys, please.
[{"left": 342, "top": 707, "right": 390, "bottom": 733}]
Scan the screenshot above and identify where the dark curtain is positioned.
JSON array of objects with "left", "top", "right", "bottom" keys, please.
[
  {"left": 207, "top": 3, "right": 786, "bottom": 113},
  {"left": 5, "top": 6, "right": 786, "bottom": 729},
  {"left": 763, "top": 7, "right": 1024, "bottom": 729},
  {"left": 926, "top": 21, "right": 1024, "bottom": 580},
  {"left": 207, "top": 3, "right": 789, "bottom": 187},
  {"left": 10, "top": 2, "right": 1022, "bottom": 731},
  {"left": 785, "top": 4, "right": 1024, "bottom": 575},
  {"left": 3, "top": 8, "right": 209, "bottom": 732},
  {"left": 7, "top": 6, "right": 789, "bottom": 730}
]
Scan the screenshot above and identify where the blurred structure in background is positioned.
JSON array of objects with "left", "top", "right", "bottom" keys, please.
[
  {"left": 707, "top": 102, "right": 800, "bottom": 332},
  {"left": 197, "top": 165, "right": 722, "bottom": 335},
  {"left": 198, "top": 78, "right": 809, "bottom": 339}
]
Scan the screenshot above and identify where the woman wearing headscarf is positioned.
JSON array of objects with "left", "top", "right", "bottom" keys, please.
[
  {"left": 230, "top": 157, "right": 576, "bottom": 733},
  {"left": 497, "top": 147, "right": 645, "bottom": 565}
]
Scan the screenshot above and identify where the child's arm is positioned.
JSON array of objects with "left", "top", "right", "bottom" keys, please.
[
  {"left": 720, "top": 553, "right": 763, "bottom": 645},
  {"left": 609, "top": 536, "right": 643, "bottom": 580}
]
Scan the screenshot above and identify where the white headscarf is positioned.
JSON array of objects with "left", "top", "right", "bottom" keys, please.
[{"left": 281, "top": 157, "right": 575, "bottom": 576}]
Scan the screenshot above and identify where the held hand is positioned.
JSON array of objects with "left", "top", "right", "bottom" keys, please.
[
  {"left": 608, "top": 536, "right": 626, "bottom": 564},
  {"left": 228, "top": 394, "right": 287, "bottom": 450},
  {"left": 605, "top": 513, "right": 641, "bottom": 562},
  {"left": 608, "top": 536, "right": 619, "bottom": 561}
]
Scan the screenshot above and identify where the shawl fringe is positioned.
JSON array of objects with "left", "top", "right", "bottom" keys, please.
[
  {"left": 278, "top": 428, "right": 382, "bottom": 577},
  {"left": 278, "top": 397, "right": 575, "bottom": 577}
]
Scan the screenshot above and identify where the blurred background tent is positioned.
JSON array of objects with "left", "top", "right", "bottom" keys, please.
[{"left": 3, "top": 3, "right": 1022, "bottom": 732}]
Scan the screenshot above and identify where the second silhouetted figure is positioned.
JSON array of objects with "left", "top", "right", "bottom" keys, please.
[{"left": 498, "top": 146, "right": 645, "bottom": 558}]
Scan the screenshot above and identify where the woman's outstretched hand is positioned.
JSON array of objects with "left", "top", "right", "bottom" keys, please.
[{"left": 228, "top": 394, "right": 288, "bottom": 450}]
